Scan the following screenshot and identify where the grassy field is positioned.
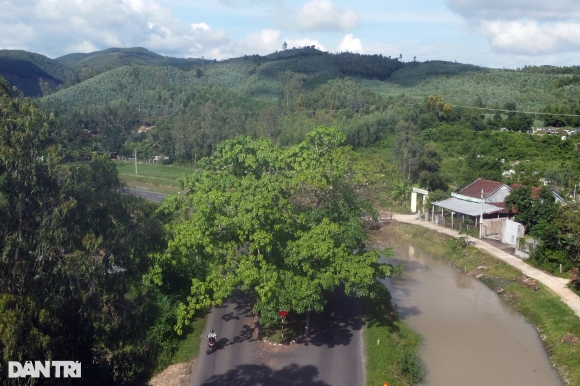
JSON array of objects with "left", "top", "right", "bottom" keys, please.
[
  {"left": 114, "top": 161, "right": 198, "bottom": 193},
  {"left": 383, "top": 222, "right": 580, "bottom": 386}
]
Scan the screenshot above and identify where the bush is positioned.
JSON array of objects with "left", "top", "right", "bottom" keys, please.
[
  {"left": 532, "top": 247, "right": 572, "bottom": 274},
  {"left": 400, "top": 347, "right": 424, "bottom": 383}
]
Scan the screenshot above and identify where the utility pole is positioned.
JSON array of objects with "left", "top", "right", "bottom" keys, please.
[{"left": 479, "top": 189, "right": 484, "bottom": 238}]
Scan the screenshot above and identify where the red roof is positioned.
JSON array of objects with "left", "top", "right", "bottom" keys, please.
[
  {"left": 459, "top": 178, "right": 507, "bottom": 199},
  {"left": 488, "top": 202, "right": 514, "bottom": 213}
]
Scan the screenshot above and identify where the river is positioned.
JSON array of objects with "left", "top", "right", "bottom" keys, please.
[{"left": 380, "top": 239, "right": 564, "bottom": 386}]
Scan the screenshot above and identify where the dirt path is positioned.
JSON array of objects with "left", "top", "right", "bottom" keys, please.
[{"left": 391, "top": 214, "right": 580, "bottom": 319}]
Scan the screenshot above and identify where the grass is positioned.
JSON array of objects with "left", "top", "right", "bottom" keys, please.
[
  {"left": 153, "top": 310, "right": 209, "bottom": 375},
  {"left": 114, "top": 161, "right": 198, "bottom": 192},
  {"left": 169, "top": 313, "right": 209, "bottom": 365},
  {"left": 386, "top": 222, "right": 580, "bottom": 386},
  {"left": 115, "top": 161, "right": 197, "bottom": 179},
  {"left": 364, "top": 285, "right": 424, "bottom": 386}
]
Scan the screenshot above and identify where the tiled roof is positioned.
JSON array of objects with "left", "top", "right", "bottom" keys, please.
[{"left": 459, "top": 178, "right": 507, "bottom": 199}]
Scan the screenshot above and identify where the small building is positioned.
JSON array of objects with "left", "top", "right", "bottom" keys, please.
[
  {"left": 430, "top": 179, "right": 513, "bottom": 231},
  {"left": 432, "top": 179, "right": 512, "bottom": 220}
]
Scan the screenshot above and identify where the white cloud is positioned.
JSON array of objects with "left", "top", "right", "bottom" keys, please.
[
  {"left": 447, "top": 0, "right": 580, "bottom": 56},
  {"left": 285, "top": 38, "right": 326, "bottom": 51},
  {"left": 337, "top": 34, "right": 363, "bottom": 53},
  {"left": 296, "top": 0, "right": 359, "bottom": 31},
  {"left": 479, "top": 20, "right": 580, "bottom": 55},
  {"left": 0, "top": 0, "right": 233, "bottom": 58},
  {"left": 447, "top": 0, "right": 580, "bottom": 21},
  {"left": 217, "top": 0, "right": 268, "bottom": 7},
  {"left": 191, "top": 22, "right": 211, "bottom": 31},
  {"left": 243, "top": 29, "right": 282, "bottom": 53}
]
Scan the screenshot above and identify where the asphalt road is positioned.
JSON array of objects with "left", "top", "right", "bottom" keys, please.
[
  {"left": 190, "top": 289, "right": 365, "bottom": 386},
  {"left": 126, "top": 188, "right": 168, "bottom": 203}
]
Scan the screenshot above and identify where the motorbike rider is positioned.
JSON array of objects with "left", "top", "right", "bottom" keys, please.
[{"left": 207, "top": 329, "right": 217, "bottom": 340}]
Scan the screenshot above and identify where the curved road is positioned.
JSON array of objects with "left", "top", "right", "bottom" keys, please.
[
  {"left": 127, "top": 188, "right": 168, "bottom": 203},
  {"left": 190, "top": 289, "right": 365, "bottom": 386}
]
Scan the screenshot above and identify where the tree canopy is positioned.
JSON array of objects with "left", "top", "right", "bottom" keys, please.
[
  {"left": 0, "top": 85, "right": 166, "bottom": 384},
  {"left": 154, "top": 127, "right": 399, "bottom": 330}
]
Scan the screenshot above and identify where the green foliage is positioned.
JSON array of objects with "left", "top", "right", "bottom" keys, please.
[
  {"left": 427, "top": 189, "right": 450, "bottom": 207},
  {"left": 505, "top": 186, "right": 559, "bottom": 233},
  {"left": 57, "top": 46, "right": 204, "bottom": 74},
  {"left": 0, "top": 86, "right": 171, "bottom": 383},
  {"left": 0, "top": 50, "right": 78, "bottom": 96},
  {"left": 156, "top": 127, "right": 400, "bottom": 331},
  {"left": 364, "top": 283, "right": 423, "bottom": 386},
  {"left": 400, "top": 347, "right": 425, "bottom": 383}
]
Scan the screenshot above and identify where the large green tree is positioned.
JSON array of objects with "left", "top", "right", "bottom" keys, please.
[
  {"left": 154, "top": 127, "right": 399, "bottom": 330},
  {"left": 0, "top": 78, "right": 163, "bottom": 384}
]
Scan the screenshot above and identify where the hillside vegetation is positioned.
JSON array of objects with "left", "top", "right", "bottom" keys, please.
[{"left": 0, "top": 49, "right": 78, "bottom": 96}]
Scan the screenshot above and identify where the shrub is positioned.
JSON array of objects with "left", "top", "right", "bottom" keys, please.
[{"left": 400, "top": 347, "right": 424, "bottom": 383}]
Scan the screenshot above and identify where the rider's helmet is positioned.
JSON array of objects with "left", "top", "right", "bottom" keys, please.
[{"left": 210, "top": 329, "right": 214, "bottom": 333}]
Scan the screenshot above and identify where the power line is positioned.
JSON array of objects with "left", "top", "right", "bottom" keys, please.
[{"left": 451, "top": 104, "right": 580, "bottom": 118}]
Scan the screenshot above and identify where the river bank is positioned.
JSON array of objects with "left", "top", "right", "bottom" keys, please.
[
  {"left": 373, "top": 222, "right": 580, "bottom": 385},
  {"left": 363, "top": 284, "right": 424, "bottom": 386}
]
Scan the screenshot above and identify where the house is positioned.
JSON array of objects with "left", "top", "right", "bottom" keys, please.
[
  {"left": 511, "top": 184, "right": 566, "bottom": 204},
  {"left": 430, "top": 179, "right": 513, "bottom": 224}
]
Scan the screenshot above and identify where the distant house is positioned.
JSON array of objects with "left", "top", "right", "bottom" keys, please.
[
  {"left": 430, "top": 179, "right": 513, "bottom": 229},
  {"left": 431, "top": 178, "right": 519, "bottom": 237},
  {"left": 511, "top": 184, "right": 565, "bottom": 204}
]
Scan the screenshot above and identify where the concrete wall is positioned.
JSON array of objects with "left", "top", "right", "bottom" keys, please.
[
  {"left": 487, "top": 185, "right": 511, "bottom": 203},
  {"left": 482, "top": 218, "right": 503, "bottom": 238},
  {"left": 501, "top": 219, "right": 525, "bottom": 247}
]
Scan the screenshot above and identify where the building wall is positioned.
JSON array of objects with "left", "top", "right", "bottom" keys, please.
[{"left": 487, "top": 186, "right": 511, "bottom": 203}]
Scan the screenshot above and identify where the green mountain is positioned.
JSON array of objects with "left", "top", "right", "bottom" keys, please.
[
  {"left": 55, "top": 47, "right": 205, "bottom": 74},
  {"left": 0, "top": 50, "right": 78, "bottom": 96},
  {"left": 10, "top": 46, "right": 579, "bottom": 185}
]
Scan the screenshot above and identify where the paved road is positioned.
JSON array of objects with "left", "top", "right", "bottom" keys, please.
[
  {"left": 127, "top": 188, "right": 168, "bottom": 203},
  {"left": 392, "top": 213, "right": 580, "bottom": 319},
  {"left": 190, "top": 289, "right": 365, "bottom": 386}
]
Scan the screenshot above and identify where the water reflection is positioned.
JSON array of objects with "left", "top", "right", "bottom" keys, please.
[{"left": 381, "top": 238, "right": 563, "bottom": 386}]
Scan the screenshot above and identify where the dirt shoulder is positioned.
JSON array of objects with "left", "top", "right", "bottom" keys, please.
[{"left": 149, "top": 359, "right": 194, "bottom": 386}]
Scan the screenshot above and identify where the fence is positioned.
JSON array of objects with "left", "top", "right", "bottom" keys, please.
[
  {"left": 433, "top": 214, "right": 480, "bottom": 234},
  {"left": 116, "top": 156, "right": 161, "bottom": 164}
]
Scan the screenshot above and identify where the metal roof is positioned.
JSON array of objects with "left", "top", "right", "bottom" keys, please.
[{"left": 432, "top": 198, "right": 503, "bottom": 217}]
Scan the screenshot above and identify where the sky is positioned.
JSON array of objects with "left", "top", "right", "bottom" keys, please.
[{"left": 1, "top": 0, "right": 580, "bottom": 68}]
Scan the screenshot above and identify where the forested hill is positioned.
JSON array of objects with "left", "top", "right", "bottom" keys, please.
[
  {"left": 0, "top": 49, "right": 77, "bottom": 96},
  {"left": 56, "top": 46, "right": 206, "bottom": 74}
]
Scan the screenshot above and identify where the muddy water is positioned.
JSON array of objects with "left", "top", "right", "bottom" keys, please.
[{"left": 380, "top": 240, "right": 564, "bottom": 386}]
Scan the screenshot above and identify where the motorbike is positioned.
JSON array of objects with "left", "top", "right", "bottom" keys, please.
[{"left": 208, "top": 336, "right": 216, "bottom": 353}]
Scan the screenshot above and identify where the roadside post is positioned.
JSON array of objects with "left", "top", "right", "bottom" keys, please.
[{"left": 278, "top": 311, "right": 288, "bottom": 341}]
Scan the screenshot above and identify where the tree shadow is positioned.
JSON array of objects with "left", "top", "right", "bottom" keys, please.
[
  {"left": 308, "top": 288, "right": 363, "bottom": 348},
  {"left": 221, "top": 311, "right": 240, "bottom": 322},
  {"left": 396, "top": 305, "right": 421, "bottom": 318},
  {"left": 200, "top": 364, "right": 330, "bottom": 386},
  {"left": 226, "top": 323, "right": 256, "bottom": 346},
  {"left": 362, "top": 283, "right": 401, "bottom": 333},
  {"left": 223, "top": 288, "right": 255, "bottom": 316}
]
